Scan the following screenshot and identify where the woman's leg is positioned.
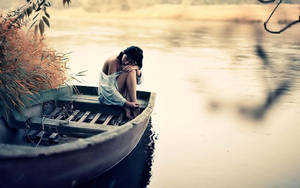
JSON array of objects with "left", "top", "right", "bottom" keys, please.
[
  {"left": 125, "top": 71, "right": 137, "bottom": 102},
  {"left": 125, "top": 71, "right": 140, "bottom": 118},
  {"left": 116, "top": 72, "right": 127, "bottom": 95},
  {"left": 117, "top": 71, "right": 137, "bottom": 102},
  {"left": 117, "top": 71, "right": 138, "bottom": 118}
]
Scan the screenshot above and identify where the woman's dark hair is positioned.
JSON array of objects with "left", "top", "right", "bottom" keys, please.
[{"left": 117, "top": 46, "right": 143, "bottom": 69}]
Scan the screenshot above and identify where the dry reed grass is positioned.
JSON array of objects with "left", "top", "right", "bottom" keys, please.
[{"left": 0, "top": 15, "right": 68, "bottom": 117}]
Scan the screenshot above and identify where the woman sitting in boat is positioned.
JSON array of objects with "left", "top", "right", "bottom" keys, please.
[{"left": 98, "top": 46, "right": 144, "bottom": 119}]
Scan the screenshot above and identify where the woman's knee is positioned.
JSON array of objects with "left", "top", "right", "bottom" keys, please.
[
  {"left": 126, "top": 71, "right": 137, "bottom": 85},
  {"left": 119, "top": 71, "right": 129, "bottom": 78},
  {"left": 119, "top": 70, "right": 136, "bottom": 79},
  {"left": 128, "top": 70, "right": 137, "bottom": 79}
]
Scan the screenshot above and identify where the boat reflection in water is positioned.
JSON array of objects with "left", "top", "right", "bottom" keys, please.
[{"left": 78, "top": 119, "right": 157, "bottom": 188}]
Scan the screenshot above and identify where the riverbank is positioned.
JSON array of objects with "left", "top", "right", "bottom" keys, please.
[{"left": 50, "top": 4, "right": 300, "bottom": 23}]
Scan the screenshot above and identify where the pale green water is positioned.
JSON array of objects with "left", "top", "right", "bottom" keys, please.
[{"left": 47, "top": 17, "right": 300, "bottom": 188}]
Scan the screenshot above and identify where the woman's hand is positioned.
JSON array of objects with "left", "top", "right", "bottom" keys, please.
[
  {"left": 122, "top": 65, "right": 139, "bottom": 72},
  {"left": 122, "top": 65, "right": 142, "bottom": 77}
]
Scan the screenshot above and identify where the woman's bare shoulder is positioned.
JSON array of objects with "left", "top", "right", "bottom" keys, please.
[
  {"left": 103, "top": 55, "right": 119, "bottom": 74},
  {"left": 106, "top": 55, "right": 118, "bottom": 63}
]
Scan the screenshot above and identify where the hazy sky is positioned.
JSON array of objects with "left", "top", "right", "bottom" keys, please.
[
  {"left": 0, "top": 0, "right": 70, "bottom": 9},
  {"left": 0, "top": 0, "right": 22, "bottom": 9},
  {"left": 0, "top": 0, "right": 297, "bottom": 10},
  {"left": 0, "top": 0, "right": 162, "bottom": 13}
]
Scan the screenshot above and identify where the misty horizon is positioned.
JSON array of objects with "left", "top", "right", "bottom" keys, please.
[{"left": 0, "top": 0, "right": 298, "bottom": 12}]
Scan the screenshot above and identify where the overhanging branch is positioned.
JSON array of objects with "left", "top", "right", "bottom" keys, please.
[
  {"left": 259, "top": 0, "right": 300, "bottom": 34},
  {"left": 264, "top": 19, "right": 300, "bottom": 34},
  {"left": 257, "top": 0, "right": 276, "bottom": 3}
]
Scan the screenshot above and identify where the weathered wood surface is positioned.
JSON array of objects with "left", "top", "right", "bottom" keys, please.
[
  {"left": 66, "top": 110, "right": 79, "bottom": 121},
  {"left": 12, "top": 117, "right": 119, "bottom": 137},
  {"left": 78, "top": 111, "right": 91, "bottom": 123},
  {"left": 90, "top": 113, "right": 101, "bottom": 124},
  {"left": 103, "top": 115, "right": 114, "bottom": 125},
  {"left": 59, "top": 94, "right": 148, "bottom": 108},
  {"left": 6, "top": 86, "right": 152, "bottom": 138}
]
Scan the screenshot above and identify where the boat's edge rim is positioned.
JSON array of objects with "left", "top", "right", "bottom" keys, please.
[{"left": 0, "top": 91, "right": 156, "bottom": 159}]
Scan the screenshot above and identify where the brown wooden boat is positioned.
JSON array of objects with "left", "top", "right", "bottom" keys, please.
[{"left": 0, "top": 85, "right": 156, "bottom": 187}]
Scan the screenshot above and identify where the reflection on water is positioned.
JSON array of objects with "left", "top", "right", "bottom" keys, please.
[
  {"left": 239, "top": 44, "right": 295, "bottom": 120},
  {"left": 76, "top": 120, "right": 157, "bottom": 188},
  {"left": 47, "top": 15, "right": 300, "bottom": 188}
]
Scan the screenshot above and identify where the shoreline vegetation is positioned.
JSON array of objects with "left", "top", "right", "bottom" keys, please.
[
  {"left": 0, "top": 11, "right": 68, "bottom": 118},
  {"left": 49, "top": 4, "right": 300, "bottom": 24}
]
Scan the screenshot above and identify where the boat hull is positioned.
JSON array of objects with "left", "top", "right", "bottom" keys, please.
[{"left": 0, "top": 116, "right": 150, "bottom": 187}]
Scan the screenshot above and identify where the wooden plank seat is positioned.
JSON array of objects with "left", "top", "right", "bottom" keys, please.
[
  {"left": 47, "top": 107, "right": 123, "bottom": 126},
  {"left": 18, "top": 117, "right": 119, "bottom": 137},
  {"left": 8, "top": 92, "right": 145, "bottom": 138},
  {"left": 90, "top": 113, "right": 102, "bottom": 124},
  {"left": 10, "top": 108, "right": 122, "bottom": 138},
  {"left": 103, "top": 115, "right": 114, "bottom": 125},
  {"left": 66, "top": 110, "right": 80, "bottom": 121},
  {"left": 78, "top": 111, "right": 91, "bottom": 123},
  {"left": 58, "top": 94, "right": 148, "bottom": 108},
  {"left": 9, "top": 109, "right": 123, "bottom": 138}
]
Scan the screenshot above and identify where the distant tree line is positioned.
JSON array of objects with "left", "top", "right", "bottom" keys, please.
[
  {"left": 159, "top": 0, "right": 298, "bottom": 4},
  {"left": 6, "top": 0, "right": 299, "bottom": 34}
]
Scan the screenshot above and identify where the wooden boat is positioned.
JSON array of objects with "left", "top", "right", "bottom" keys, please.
[{"left": 0, "top": 85, "right": 156, "bottom": 187}]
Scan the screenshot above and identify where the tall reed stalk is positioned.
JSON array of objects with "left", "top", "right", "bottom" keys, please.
[{"left": 0, "top": 14, "right": 68, "bottom": 119}]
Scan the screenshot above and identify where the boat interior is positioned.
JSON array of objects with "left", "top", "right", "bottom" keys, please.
[{"left": 0, "top": 86, "right": 150, "bottom": 147}]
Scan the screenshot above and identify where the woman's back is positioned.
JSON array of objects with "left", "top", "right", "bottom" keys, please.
[{"left": 102, "top": 56, "right": 120, "bottom": 75}]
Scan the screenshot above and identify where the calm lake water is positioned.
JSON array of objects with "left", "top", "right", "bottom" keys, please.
[{"left": 47, "top": 15, "right": 300, "bottom": 188}]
